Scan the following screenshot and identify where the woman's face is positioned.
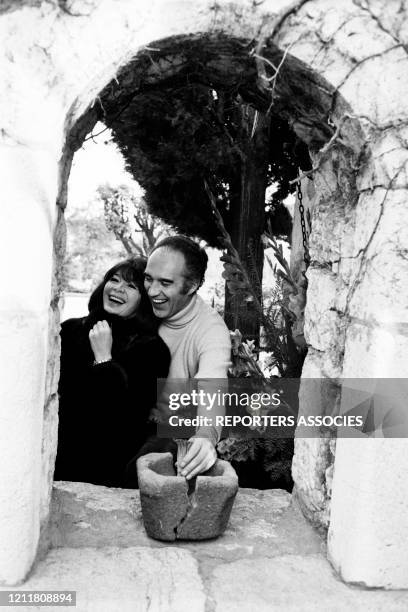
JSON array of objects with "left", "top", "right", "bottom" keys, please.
[{"left": 102, "top": 272, "right": 141, "bottom": 318}]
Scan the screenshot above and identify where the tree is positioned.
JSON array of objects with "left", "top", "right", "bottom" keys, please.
[
  {"left": 108, "top": 84, "right": 237, "bottom": 244},
  {"left": 63, "top": 198, "right": 127, "bottom": 292},
  {"left": 223, "top": 102, "right": 269, "bottom": 342},
  {"left": 96, "top": 184, "right": 169, "bottom": 256},
  {"left": 103, "top": 81, "right": 306, "bottom": 340}
]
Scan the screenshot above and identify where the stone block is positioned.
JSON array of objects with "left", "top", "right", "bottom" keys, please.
[
  {"left": 209, "top": 554, "right": 408, "bottom": 611},
  {"left": 176, "top": 460, "right": 239, "bottom": 541},
  {"left": 137, "top": 453, "right": 238, "bottom": 542},
  {"left": 137, "top": 453, "right": 189, "bottom": 542},
  {"left": 12, "top": 546, "right": 206, "bottom": 612}
]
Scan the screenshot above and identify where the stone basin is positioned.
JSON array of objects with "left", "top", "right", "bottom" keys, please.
[{"left": 137, "top": 452, "right": 239, "bottom": 541}]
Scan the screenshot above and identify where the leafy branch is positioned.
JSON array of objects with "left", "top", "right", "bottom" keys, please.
[{"left": 205, "top": 180, "right": 303, "bottom": 377}]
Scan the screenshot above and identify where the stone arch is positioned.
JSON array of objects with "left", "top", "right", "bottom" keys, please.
[
  {"left": 59, "top": 28, "right": 366, "bottom": 526},
  {"left": 1, "top": 0, "right": 408, "bottom": 588}
]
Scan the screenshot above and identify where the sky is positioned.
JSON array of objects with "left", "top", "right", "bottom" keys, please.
[{"left": 67, "top": 122, "right": 142, "bottom": 213}]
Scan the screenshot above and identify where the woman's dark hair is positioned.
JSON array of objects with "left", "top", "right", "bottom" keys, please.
[{"left": 88, "top": 257, "right": 158, "bottom": 334}]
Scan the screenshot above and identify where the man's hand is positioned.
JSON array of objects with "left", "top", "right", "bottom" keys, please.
[
  {"left": 89, "top": 320, "right": 113, "bottom": 362},
  {"left": 178, "top": 437, "right": 217, "bottom": 480}
]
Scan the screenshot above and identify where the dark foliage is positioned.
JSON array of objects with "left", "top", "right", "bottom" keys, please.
[
  {"left": 111, "top": 84, "right": 237, "bottom": 245},
  {"left": 266, "top": 201, "right": 293, "bottom": 240},
  {"left": 108, "top": 80, "right": 309, "bottom": 246},
  {"left": 267, "top": 118, "right": 312, "bottom": 211},
  {"left": 218, "top": 438, "right": 294, "bottom": 491}
]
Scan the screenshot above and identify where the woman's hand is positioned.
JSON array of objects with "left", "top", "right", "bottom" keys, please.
[{"left": 89, "top": 320, "right": 113, "bottom": 363}]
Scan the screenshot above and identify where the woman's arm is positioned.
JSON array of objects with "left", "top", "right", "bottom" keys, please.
[{"left": 90, "top": 335, "right": 170, "bottom": 408}]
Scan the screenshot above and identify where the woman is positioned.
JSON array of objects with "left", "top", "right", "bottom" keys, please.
[{"left": 54, "top": 257, "right": 170, "bottom": 487}]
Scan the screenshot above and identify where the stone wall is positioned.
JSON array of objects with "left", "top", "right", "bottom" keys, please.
[
  {"left": 0, "top": 0, "right": 407, "bottom": 588},
  {"left": 275, "top": 4, "right": 408, "bottom": 585}
]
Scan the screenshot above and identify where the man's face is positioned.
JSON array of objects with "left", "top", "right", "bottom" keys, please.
[{"left": 144, "top": 248, "right": 197, "bottom": 319}]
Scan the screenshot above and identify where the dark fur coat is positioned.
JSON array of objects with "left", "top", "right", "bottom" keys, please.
[{"left": 54, "top": 309, "right": 170, "bottom": 487}]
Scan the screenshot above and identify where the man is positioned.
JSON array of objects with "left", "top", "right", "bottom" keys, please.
[{"left": 143, "top": 235, "right": 231, "bottom": 479}]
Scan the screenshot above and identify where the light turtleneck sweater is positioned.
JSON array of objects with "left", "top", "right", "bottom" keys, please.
[
  {"left": 158, "top": 293, "right": 231, "bottom": 379},
  {"left": 153, "top": 294, "right": 231, "bottom": 441}
]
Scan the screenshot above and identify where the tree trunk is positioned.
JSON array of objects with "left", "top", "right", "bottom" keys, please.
[{"left": 224, "top": 105, "right": 269, "bottom": 345}]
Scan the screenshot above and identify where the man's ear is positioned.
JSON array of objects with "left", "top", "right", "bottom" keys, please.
[{"left": 185, "top": 280, "right": 199, "bottom": 295}]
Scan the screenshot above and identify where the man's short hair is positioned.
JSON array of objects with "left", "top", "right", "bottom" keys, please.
[{"left": 150, "top": 235, "right": 208, "bottom": 288}]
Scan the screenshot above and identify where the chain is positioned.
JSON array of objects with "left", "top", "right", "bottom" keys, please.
[{"left": 296, "top": 173, "right": 310, "bottom": 267}]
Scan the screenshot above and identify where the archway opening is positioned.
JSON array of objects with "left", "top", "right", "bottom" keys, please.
[{"left": 55, "top": 30, "right": 366, "bottom": 509}]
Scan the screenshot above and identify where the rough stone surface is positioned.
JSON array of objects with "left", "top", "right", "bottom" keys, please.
[
  {"left": 137, "top": 453, "right": 238, "bottom": 541},
  {"left": 49, "top": 482, "right": 324, "bottom": 561},
  {"left": 49, "top": 482, "right": 142, "bottom": 549},
  {"left": 137, "top": 453, "right": 189, "bottom": 541},
  {"left": 291, "top": 351, "right": 337, "bottom": 531},
  {"left": 33, "top": 482, "right": 408, "bottom": 610},
  {"left": 10, "top": 547, "right": 205, "bottom": 612},
  {"left": 292, "top": 437, "right": 333, "bottom": 532},
  {"left": 176, "top": 460, "right": 238, "bottom": 540},
  {"left": 329, "top": 438, "right": 408, "bottom": 589},
  {"left": 209, "top": 555, "right": 408, "bottom": 612},
  {"left": 1, "top": 0, "right": 408, "bottom": 587}
]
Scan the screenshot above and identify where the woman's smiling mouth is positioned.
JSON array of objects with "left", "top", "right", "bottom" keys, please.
[{"left": 108, "top": 295, "right": 125, "bottom": 305}]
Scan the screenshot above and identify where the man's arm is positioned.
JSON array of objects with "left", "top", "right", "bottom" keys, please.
[
  {"left": 178, "top": 437, "right": 217, "bottom": 479},
  {"left": 181, "top": 316, "right": 231, "bottom": 479}
]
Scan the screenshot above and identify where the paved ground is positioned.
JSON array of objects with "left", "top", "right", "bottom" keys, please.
[{"left": 4, "top": 483, "right": 408, "bottom": 611}]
